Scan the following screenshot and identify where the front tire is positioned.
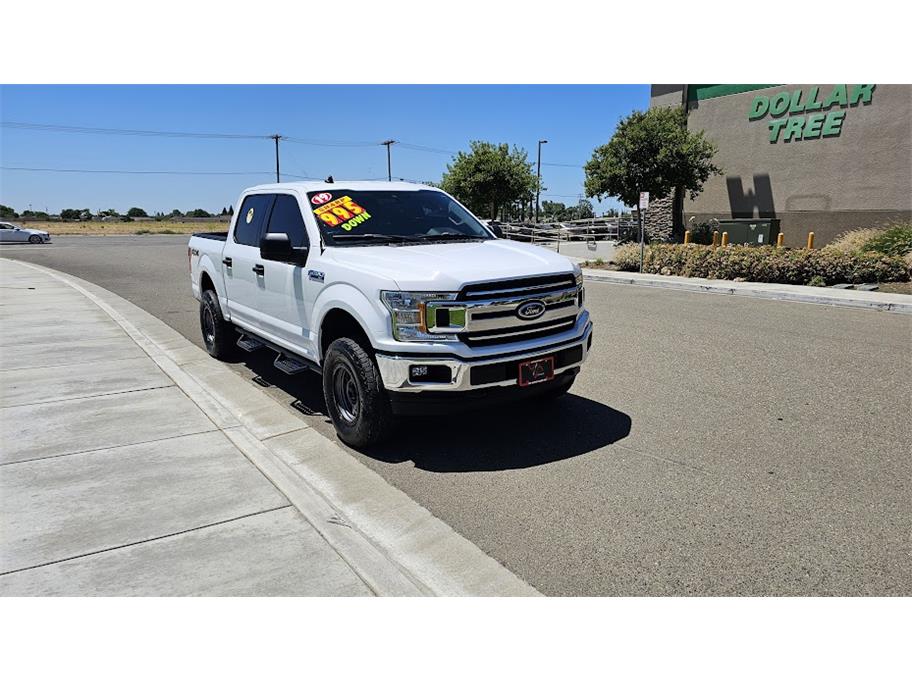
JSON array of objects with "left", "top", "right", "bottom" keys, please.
[
  {"left": 200, "top": 289, "right": 237, "bottom": 360},
  {"left": 322, "top": 337, "right": 395, "bottom": 448},
  {"left": 28, "top": 235, "right": 42, "bottom": 244}
]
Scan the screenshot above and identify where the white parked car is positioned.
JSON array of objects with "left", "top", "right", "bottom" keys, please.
[
  {"left": 0, "top": 222, "right": 51, "bottom": 243},
  {"left": 189, "top": 181, "right": 591, "bottom": 447}
]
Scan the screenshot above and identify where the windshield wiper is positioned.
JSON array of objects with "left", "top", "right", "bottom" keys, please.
[
  {"left": 331, "top": 233, "right": 421, "bottom": 244},
  {"left": 410, "top": 233, "right": 485, "bottom": 242}
]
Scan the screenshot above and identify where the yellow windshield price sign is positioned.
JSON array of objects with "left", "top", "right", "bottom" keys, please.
[{"left": 313, "top": 195, "right": 372, "bottom": 231}]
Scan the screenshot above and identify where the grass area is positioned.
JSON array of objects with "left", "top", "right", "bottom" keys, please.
[{"left": 24, "top": 221, "right": 220, "bottom": 236}]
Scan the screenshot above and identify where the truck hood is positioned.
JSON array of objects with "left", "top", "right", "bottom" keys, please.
[{"left": 325, "top": 239, "right": 576, "bottom": 290}]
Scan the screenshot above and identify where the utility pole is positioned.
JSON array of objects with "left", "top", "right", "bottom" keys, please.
[
  {"left": 381, "top": 140, "right": 396, "bottom": 181},
  {"left": 535, "top": 139, "right": 547, "bottom": 223},
  {"left": 271, "top": 135, "right": 282, "bottom": 182}
]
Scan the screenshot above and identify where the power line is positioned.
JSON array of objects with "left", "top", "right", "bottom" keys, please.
[
  {"left": 2, "top": 121, "right": 591, "bottom": 165},
  {"left": 1, "top": 121, "right": 270, "bottom": 140},
  {"left": 0, "top": 165, "right": 305, "bottom": 177},
  {"left": 1, "top": 121, "right": 379, "bottom": 148}
]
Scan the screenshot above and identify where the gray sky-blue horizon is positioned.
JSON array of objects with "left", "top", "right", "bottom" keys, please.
[{"left": 0, "top": 84, "right": 649, "bottom": 215}]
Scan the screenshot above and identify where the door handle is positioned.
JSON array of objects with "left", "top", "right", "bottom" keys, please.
[
  {"left": 222, "top": 257, "right": 232, "bottom": 267},
  {"left": 252, "top": 264, "right": 265, "bottom": 276}
]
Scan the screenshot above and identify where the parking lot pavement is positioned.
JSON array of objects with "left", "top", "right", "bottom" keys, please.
[
  {"left": 0, "top": 258, "right": 536, "bottom": 597},
  {"left": 3, "top": 237, "right": 910, "bottom": 596}
]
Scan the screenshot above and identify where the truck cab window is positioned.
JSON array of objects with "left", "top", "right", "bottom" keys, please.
[
  {"left": 234, "top": 194, "right": 274, "bottom": 246},
  {"left": 267, "top": 194, "right": 309, "bottom": 248}
]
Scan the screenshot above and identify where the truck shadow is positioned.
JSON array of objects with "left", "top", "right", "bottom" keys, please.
[
  {"left": 363, "top": 395, "right": 632, "bottom": 472},
  {"left": 235, "top": 351, "right": 631, "bottom": 472}
]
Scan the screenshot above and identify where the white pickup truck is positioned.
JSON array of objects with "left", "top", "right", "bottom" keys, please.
[{"left": 188, "top": 181, "right": 592, "bottom": 447}]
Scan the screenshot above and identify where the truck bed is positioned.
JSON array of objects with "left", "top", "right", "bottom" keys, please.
[{"left": 192, "top": 232, "right": 228, "bottom": 241}]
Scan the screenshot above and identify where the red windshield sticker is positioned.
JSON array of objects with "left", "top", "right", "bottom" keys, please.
[
  {"left": 313, "top": 195, "right": 372, "bottom": 231},
  {"left": 310, "top": 192, "right": 333, "bottom": 205}
]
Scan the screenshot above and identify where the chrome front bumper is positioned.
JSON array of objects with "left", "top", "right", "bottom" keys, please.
[{"left": 375, "top": 318, "right": 593, "bottom": 393}]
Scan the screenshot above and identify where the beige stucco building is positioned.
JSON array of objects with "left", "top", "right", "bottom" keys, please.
[{"left": 649, "top": 84, "right": 912, "bottom": 246}]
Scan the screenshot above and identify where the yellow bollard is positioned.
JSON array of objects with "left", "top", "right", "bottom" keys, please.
[
  {"left": 806, "top": 232, "right": 815, "bottom": 249},
  {"left": 712, "top": 230, "right": 720, "bottom": 248},
  {"left": 776, "top": 232, "right": 785, "bottom": 248},
  {"left": 684, "top": 230, "right": 692, "bottom": 244},
  {"left": 721, "top": 231, "right": 729, "bottom": 247}
]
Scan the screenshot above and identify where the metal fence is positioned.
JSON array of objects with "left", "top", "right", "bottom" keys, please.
[{"left": 496, "top": 218, "right": 637, "bottom": 248}]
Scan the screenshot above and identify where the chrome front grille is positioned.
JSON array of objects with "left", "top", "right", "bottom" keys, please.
[
  {"left": 444, "top": 274, "right": 582, "bottom": 348},
  {"left": 458, "top": 273, "right": 577, "bottom": 301}
]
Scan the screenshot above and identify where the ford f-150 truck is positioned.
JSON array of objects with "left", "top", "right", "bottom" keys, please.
[{"left": 189, "top": 181, "right": 592, "bottom": 447}]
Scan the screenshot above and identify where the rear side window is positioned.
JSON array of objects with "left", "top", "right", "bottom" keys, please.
[
  {"left": 234, "top": 194, "right": 274, "bottom": 247},
  {"left": 266, "top": 194, "right": 309, "bottom": 248}
]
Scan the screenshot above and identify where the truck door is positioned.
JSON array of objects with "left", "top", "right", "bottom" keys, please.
[
  {"left": 257, "top": 193, "right": 317, "bottom": 361},
  {"left": 221, "top": 193, "right": 274, "bottom": 330}
]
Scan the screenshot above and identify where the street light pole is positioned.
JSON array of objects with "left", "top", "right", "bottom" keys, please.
[
  {"left": 535, "top": 139, "right": 547, "bottom": 223},
  {"left": 382, "top": 140, "right": 396, "bottom": 181},
  {"left": 271, "top": 135, "right": 282, "bottom": 182}
]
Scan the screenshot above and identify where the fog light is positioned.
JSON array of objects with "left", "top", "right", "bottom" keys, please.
[{"left": 409, "top": 364, "right": 453, "bottom": 383}]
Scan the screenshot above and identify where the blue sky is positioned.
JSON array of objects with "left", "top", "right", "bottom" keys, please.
[{"left": 0, "top": 85, "right": 648, "bottom": 215}]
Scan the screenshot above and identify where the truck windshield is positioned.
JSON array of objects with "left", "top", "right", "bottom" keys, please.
[{"left": 305, "top": 189, "right": 493, "bottom": 246}]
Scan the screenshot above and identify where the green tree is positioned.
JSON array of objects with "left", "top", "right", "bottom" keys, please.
[
  {"left": 541, "top": 201, "right": 567, "bottom": 221},
  {"left": 170, "top": 209, "right": 183, "bottom": 217},
  {"left": 0, "top": 204, "right": 18, "bottom": 219},
  {"left": 584, "top": 106, "right": 721, "bottom": 210},
  {"left": 60, "top": 208, "right": 81, "bottom": 220},
  {"left": 440, "top": 141, "right": 539, "bottom": 220},
  {"left": 575, "top": 199, "right": 594, "bottom": 220},
  {"left": 21, "top": 210, "right": 49, "bottom": 219},
  {"left": 187, "top": 208, "right": 211, "bottom": 218},
  {"left": 126, "top": 207, "right": 148, "bottom": 217}
]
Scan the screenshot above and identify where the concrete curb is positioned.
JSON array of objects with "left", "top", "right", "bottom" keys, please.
[
  {"left": 582, "top": 268, "right": 912, "bottom": 314},
  {"left": 5, "top": 258, "right": 539, "bottom": 597}
]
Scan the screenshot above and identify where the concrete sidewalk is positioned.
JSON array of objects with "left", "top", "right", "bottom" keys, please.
[
  {"left": 582, "top": 268, "right": 912, "bottom": 314},
  {"left": 0, "top": 258, "right": 536, "bottom": 596}
]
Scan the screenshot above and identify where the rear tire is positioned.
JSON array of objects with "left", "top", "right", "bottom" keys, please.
[
  {"left": 200, "top": 289, "right": 237, "bottom": 360},
  {"left": 322, "top": 337, "right": 395, "bottom": 448},
  {"left": 28, "top": 235, "right": 42, "bottom": 244}
]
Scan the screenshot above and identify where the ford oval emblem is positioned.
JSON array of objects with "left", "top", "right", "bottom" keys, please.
[{"left": 516, "top": 300, "right": 546, "bottom": 320}]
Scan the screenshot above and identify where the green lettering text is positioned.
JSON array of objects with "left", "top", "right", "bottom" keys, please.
[
  {"left": 822, "top": 110, "right": 846, "bottom": 137},
  {"left": 803, "top": 113, "right": 826, "bottom": 139},
  {"left": 783, "top": 116, "right": 805, "bottom": 142},
  {"left": 768, "top": 118, "right": 788, "bottom": 143},
  {"left": 749, "top": 95, "right": 769, "bottom": 120},
  {"left": 769, "top": 92, "right": 790, "bottom": 117},
  {"left": 805, "top": 86, "right": 822, "bottom": 111},
  {"left": 849, "top": 84, "right": 876, "bottom": 106},
  {"left": 788, "top": 89, "right": 805, "bottom": 114},
  {"left": 823, "top": 84, "right": 848, "bottom": 109}
]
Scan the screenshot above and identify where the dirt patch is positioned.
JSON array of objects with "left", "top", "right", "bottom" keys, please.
[{"left": 23, "top": 222, "right": 221, "bottom": 236}]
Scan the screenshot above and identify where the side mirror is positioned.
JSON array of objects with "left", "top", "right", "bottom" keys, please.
[{"left": 259, "top": 233, "right": 308, "bottom": 265}]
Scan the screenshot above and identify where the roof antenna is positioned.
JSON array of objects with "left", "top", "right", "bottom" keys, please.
[{"left": 325, "top": 175, "right": 334, "bottom": 184}]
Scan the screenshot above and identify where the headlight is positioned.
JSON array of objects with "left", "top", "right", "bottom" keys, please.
[
  {"left": 572, "top": 263, "right": 583, "bottom": 288},
  {"left": 380, "top": 291, "right": 463, "bottom": 342}
]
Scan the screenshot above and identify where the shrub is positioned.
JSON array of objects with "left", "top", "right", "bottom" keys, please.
[
  {"left": 613, "top": 243, "right": 641, "bottom": 270},
  {"left": 864, "top": 222, "right": 912, "bottom": 257},
  {"left": 826, "top": 221, "right": 912, "bottom": 257},
  {"left": 826, "top": 227, "right": 884, "bottom": 254},
  {"left": 616, "top": 244, "right": 909, "bottom": 284},
  {"left": 807, "top": 275, "right": 827, "bottom": 287}
]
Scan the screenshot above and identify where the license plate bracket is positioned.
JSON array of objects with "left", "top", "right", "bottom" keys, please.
[{"left": 518, "top": 356, "right": 555, "bottom": 387}]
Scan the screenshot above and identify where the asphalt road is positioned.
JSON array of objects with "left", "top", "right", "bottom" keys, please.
[{"left": 3, "top": 235, "right": 911, "bottom": 596}]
